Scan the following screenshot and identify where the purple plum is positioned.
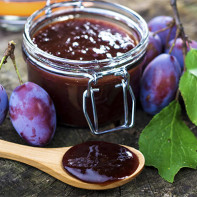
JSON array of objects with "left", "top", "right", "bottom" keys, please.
[
  {"left": 165, "top": 38, "right": 197, "bottom": 70},
  {"left": 9, "top": 82, "right": 56, "bottom": 146},
  {"left": 140, "top": 54, "right": 181, "bottom": 115},
  {"left": 145, "top": 32, "right": 162, "bottom": 66},
  {"left": 148, "top": 16, "right": 177, "bottom": 47},
  {"left": 0, "top": 84, "right": 8, "bottom": 124}
]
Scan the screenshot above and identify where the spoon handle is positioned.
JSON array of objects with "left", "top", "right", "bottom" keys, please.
[{"left": 0, "top": 139, "right": 68, "bottom": 168}]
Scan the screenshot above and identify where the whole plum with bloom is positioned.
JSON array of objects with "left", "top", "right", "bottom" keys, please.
[
  {"left": 140, "top": 54, "right": 181, "bottom": 115},
  {"left": 148, "top": 16, "right": 176, "bottom": 46},
  {"left": 145, "top": 32, "right": 162, "bottom": 66},
  {"left": 165, "top": 38, "right": 197, "bottom": 70},
  {"left": 0, "top": 84, "right": 8, "bottom": 124},
  {"left": 9, "top": 82, "right": 56, "bottom": 146}
]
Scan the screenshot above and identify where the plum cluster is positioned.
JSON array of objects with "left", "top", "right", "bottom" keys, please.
[
  {"left": 140, "top": 15, "right": 197, "bottom": 115},
  {"left": 0, "top": 81, "right": 56, "bottom": 146}
]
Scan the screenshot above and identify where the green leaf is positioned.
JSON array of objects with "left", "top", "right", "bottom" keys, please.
[
  {"left": 139, "top": 100, "right": 197, "bottom": 183},
  {"left": 179, "top": 71, "right": 197, "bottom": 125},
  {"left": 179, "top": 49, "right": 197, "bottom": 125},
  {"left": 185, "top": 49, "right": 197, "bottom": 76}
]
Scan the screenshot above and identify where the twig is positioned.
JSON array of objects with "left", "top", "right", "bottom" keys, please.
[
  {"left": 0, "top": 41, "right": 16, "bottom": 69},
  {"left": 170, "top": 0, "right": 188, "bottom": 67},
  {"left": 0, "top": 41, "right": 23, "bottom": 85},
  {"left": 153, "top": 21, "right": 175, "bottom": 37},
  {"left": 170, "top": 0, "right": 188, "bottom": 101},
  {"left": 165, "top": 19, "right": 176, "bottom": 46},
  {"left": 168, "top": 28, "right": 180, "bottom": 54},
  {"left": 0, "top": 56, "right": 6, "bottom": 70},
  {"left": 11, "top": 57, "right": 23, "bottom": 85}
]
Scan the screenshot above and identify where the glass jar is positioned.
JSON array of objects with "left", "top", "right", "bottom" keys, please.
[
  {"left": 0, "top": 0, "right": 63, "bottom": 31},
  {"left": 22, "top": 0, "right": 148, "bottom": 134}
]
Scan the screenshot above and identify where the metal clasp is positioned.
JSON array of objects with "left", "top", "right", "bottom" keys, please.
[{"left": 83, "top": 69, "right": 136, "bottom": 135}]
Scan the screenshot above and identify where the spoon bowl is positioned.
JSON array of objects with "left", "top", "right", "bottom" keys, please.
[{"left": 0, "top": 139, "right": 145, "bottom": 190}]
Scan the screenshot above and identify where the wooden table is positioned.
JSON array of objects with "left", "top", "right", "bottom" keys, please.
[{"left": 0, "top": 0, "right": 197, "bottom": 196}]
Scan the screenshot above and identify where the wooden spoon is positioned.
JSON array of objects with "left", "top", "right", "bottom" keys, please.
[{"left": 0, "top": 139, "right": 145, "bottom": 190}]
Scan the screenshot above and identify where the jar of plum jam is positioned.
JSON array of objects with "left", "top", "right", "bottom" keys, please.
[{"left": 22, "top": 1, "right": 148, "bottom": 134}]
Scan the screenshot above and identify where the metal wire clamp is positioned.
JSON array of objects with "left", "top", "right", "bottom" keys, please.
[{"left": 83, "top": 69, "right": 136, "bottom": 135}]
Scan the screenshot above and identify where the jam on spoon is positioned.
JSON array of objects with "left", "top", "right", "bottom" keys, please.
[{"left": 62, "top": 141, "right": 139, "bottom": 184}]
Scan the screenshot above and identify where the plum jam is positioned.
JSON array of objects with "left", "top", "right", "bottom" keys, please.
[
  {"left": 33, "top": 18, "right": 137, "bottom": 61},
  {"left": 62, "top": 141, "right": 139, "bottom": 184},
  {"left": 22, "top": 1, "right": 149, "bottom": 132}
]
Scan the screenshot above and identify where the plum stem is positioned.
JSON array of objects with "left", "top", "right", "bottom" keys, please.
[
  {"left": 170, "top": 0, "right": 188, "bottom": 101},
  {"left": 165, "top": 18, "right": 176, "bottom": 46},
  {"left": 0, "top": 41, "right": 23, "bottom": 85},
  {"left": 170, "top": 0, "right": 188, "bottom": 70},
  {"left": 153, "top": 21, "right": 175, "bottom": 37},
  {"left": 0, "top": 56, "right": 6, "bottom": 70},
  {"left": 11, "top": 56, "right": 24, "bottom": 86},
  {"left": 0, "top": 40, "right": 15, "bottom": 69},
  {"left": 168, "top": 28, "right": 180, "bottom": 55}
]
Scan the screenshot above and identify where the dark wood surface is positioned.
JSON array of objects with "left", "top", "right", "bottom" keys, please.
[{"left": 0, "top": 0, "right": 197, "bottom": 196}]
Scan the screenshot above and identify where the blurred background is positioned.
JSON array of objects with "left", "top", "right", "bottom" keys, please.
[{"left": 0, "top": 0, "right": 197, "bottom": 36}]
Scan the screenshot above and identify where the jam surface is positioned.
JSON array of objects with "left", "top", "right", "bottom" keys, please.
[
  {"left": 33, "top": 18, "right": 137, "bottom": 61},
  {"left": 62, "top": 141, "right": 139, "bottom": 184}
]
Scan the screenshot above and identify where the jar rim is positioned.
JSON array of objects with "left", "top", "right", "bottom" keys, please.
[{"left": 23, "top": 0, "right": 149, "bottom": 77}]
